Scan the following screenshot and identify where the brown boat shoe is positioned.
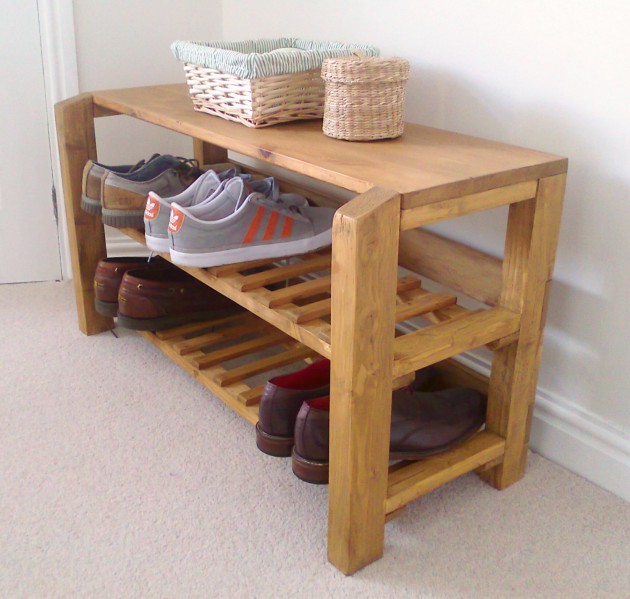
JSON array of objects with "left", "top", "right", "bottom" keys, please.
[
  {"left": 116, "top": 266, "right": 242, "bottom": 330},
  {"left": 292, "top": 386, "right": 487, "bottom": 484},
  {"left": 256, "top": 365, "right": 439, "bottom": 458},
  {"left": 93, "top": 256, "right": 169, "bottom": 317}
]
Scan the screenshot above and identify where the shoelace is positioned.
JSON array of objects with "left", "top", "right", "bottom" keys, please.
[{"left": 174, "top": 157, "right": 203, "bottom": 179}]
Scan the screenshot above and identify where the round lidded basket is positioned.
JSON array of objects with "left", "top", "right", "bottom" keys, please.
[{"left": 321, "top": 55, "right": 410, "bottom": 141}]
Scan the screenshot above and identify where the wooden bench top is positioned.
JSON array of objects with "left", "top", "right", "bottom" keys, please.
[{"left": 91, "top": 83, "right": 567, "bottom": 209}]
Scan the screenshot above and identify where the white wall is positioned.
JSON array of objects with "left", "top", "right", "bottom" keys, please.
[{"left": 221, "top": 1, "right": 630, "bottom": 497}]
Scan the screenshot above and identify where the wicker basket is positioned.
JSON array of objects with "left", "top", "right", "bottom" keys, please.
[
  {"left": 321, "top": 56, "right": 410, "bottom": 141},
  {"left": 172, "top": 38, "right": 379, "bottom": 128}
]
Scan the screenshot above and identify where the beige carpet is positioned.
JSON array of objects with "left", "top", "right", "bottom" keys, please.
[{"left": 1, "top": 281, "right": 628, "bottom": 599}]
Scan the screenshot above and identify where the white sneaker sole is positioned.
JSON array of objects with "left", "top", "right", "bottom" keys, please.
[
  {"left": 169, "top": 229, "right": 333, "bottom": 268},
  {"left": 145, "top": 234, "right": 170, "bottom": 253}
]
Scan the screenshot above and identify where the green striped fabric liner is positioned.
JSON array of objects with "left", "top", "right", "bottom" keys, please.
[{"left": 171, "top": 38, "right": 379, "bottom": 80}]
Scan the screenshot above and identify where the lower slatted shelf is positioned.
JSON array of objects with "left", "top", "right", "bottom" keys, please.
[
  {"left": 137, "top": 312, "right": 318, "bottom": 426},
  {"left": 137, "top": 312, "right": 506, "bottom": 510}
]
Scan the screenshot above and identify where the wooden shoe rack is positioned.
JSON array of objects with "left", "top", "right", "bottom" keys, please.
[{"left": 55, "top": 84, "right": 567, "bottom": 575}]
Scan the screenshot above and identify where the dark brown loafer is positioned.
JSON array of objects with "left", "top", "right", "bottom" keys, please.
[
  {"left": 93, "top": 256, "right": 168, "bottom": 317},
  {"left": 292, "top": 386, "right": 487, "bottom": 484},
  {"left": 256, "top": 366, "right": 438, "bottom": 459},
  {"left": 117, "top": 267, "right": 241, "bottom": 330},
  {"left": 256, "top": 359, "right": 331, "bottom": 457}
]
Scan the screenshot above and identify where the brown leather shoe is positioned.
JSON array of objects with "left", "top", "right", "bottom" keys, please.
[
  {"left": 256, "top": 366, "right": 437, "bottom": 458},
  {"left": 116, "top": 267, "right": 241, "bottom": 330},
  {"left": 292, "top": 386, "right": 487, "bottom": 484},
  {"left": 256, "top": 359, "right": 331, "bottom": 457},
  {"left": 93, "top": 256, "right": 169, "bottom": 317}
]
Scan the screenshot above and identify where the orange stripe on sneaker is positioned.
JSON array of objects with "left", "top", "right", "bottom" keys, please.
[
  {"left": 242, "top": 206, "right": 265, "bottom": 244},
  {"left": 280, "top": 216, "right": 294, "bottom": 238},
  {"left": 262, "top": 211, "right": 279, "bottom": 241}
]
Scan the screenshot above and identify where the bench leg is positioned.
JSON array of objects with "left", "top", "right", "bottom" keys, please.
[
  {"left": 193, "top": 139, "right": 228, "bottom": 165},
  {"left": 482, "top": 174, "right": 566, "bottom": 488},
  {"left": 55, "top": 94, "right": 112, "bottom": 335},
  {"left": 327, "top": 188, "right": 401, "bottom": 574}
]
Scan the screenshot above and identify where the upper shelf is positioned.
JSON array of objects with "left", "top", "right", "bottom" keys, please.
[{"left": 91, "top": 84, "right": 567, "bottom": 209}]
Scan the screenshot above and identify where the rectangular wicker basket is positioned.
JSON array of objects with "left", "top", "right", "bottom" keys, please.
[{"left": 172, "top": 38, "right": 379, "bottom": 128}]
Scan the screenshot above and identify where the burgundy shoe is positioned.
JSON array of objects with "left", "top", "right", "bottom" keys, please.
[
  {"left": 292, "top": 386, "right": 487, "bottom": 484},
  {"left": 93, "top": 256, "right": 168, "bottom": 317},
  {"left": 117, "top": 267, "right": 241, "bottom": 330},
  {"left": 256, "top": 359, "right": 330, "bottom": 457}
]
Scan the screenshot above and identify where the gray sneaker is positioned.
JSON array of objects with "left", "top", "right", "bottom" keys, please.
[
  {"left": 168, "top": 178, "right": 335, "bottom": 268},
  {"left": 101, "top": 156, "right": 202, "bottom": 228},
  {"left": 146, "top": 174, "right": 308, "bottom": 253},
  {"left": 144, "top": 164, "right": 241, "bottom": 252},
  {"left": 81, "top": 154, "right": 159, "bottom": 215}
]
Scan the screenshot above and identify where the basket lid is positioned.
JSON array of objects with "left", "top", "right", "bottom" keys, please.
[{"left": 321, "top": 56, "right": 410, "bottom": 84}]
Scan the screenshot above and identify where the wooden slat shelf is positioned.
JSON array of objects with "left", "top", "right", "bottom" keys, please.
[
  {"left": 139, "top": 311, "right": 319, "bottom": 426},
  {"left": 121, "top": 227, "right": 521, "bottom": 378}
]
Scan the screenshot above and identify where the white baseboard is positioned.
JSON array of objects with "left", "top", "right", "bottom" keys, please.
[{"left": 457, "top": 353, "right": 630, "bottom": 502}]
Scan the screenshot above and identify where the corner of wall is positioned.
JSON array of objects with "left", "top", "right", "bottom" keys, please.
[{"left": 458, "top": 353, "right": 630, "bottom": 502}]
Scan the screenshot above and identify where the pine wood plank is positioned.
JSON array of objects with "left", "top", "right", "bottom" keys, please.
[
  {"left": 384, "top": 506, "right": 407, "bottom": 523},
  {"left": 137, "top": 331, "right": 259, "bottom": 426},
  {"left": 216, "top": 345, "right": 316, "bottom": 387},
  {"left": 392, "top": 372, "right": 415, "bottom": 390},
  {"left": 154, "top": 314, "right": 245, "bottom": 340},
  {"left": 430, "top": 358, "right": 491, "bottom": 395},
  {"left": 55, "top": 93, "right": 112, "bottom": 335},
  {"left": 385, "top": 432, "right": 506, "bottom": 513},
  {"left": 208, "top": 257, "right": 285, "bottom": 277},
  {"left": 398, "top": 228, "right": 503, "bottom": 306},
  {"left": 327, "top": 187, "right": 401, "bottom": 575},
  {"left": 396, "top": 275, "right": 424, "bottom": 293},
  {"left": 413, "top": 303, "right": 518, "bottom": 350},
  {"left": 264, "top": 275, "right": 332, "bottom": 308},
  {"left": 238, "top": 253, "right": 331, "bottom": 291},
  {"left": 172, "top": 317, "right": 267, "bottom": 356},
  {"left": 193, "top": 330, "right": 287, "bottom": 369},
  {"left": 192, "top": 138, "right": 228, "bottom": 164},
  {"left": 392, "top": 307, "right": 521, "bottom": 378},
  {"left": 91, "top": 84, "right": 567, "bottom": 207},
  {"left": 237, "top": 384, "right": 266, "bottom": 406},
  {"left": 395, "top": 292, "right": 457, "bottom": 323},
  {"left": 282, "top": 298, "right": 332, "bottom": 324},
  {"left": 481, "top": 174, "right": 566, "bottom": 489},
  {"left": 399, "top": 180, "right": 538, "bottom": 229}
]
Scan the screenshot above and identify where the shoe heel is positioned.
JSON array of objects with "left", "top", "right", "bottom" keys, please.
[
  {"left": 101, "top": 210, "right": 144, "bottom": 229},
  {"left": 291, "top": 449, "right": 329, "bottom": 484},
  {"left": 81, "top": 194, "right": 102, "bottom": 215},
  {"left": 94, "top": 298, "right": 118, "bottom": 318},
  {"left": 256, "top": 423, "right": 294, "bottom": 457}
]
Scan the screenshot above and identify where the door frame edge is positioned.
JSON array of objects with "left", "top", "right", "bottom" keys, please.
[{"left": 38, "top": 0, "right": 79, "bottom": 280}]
